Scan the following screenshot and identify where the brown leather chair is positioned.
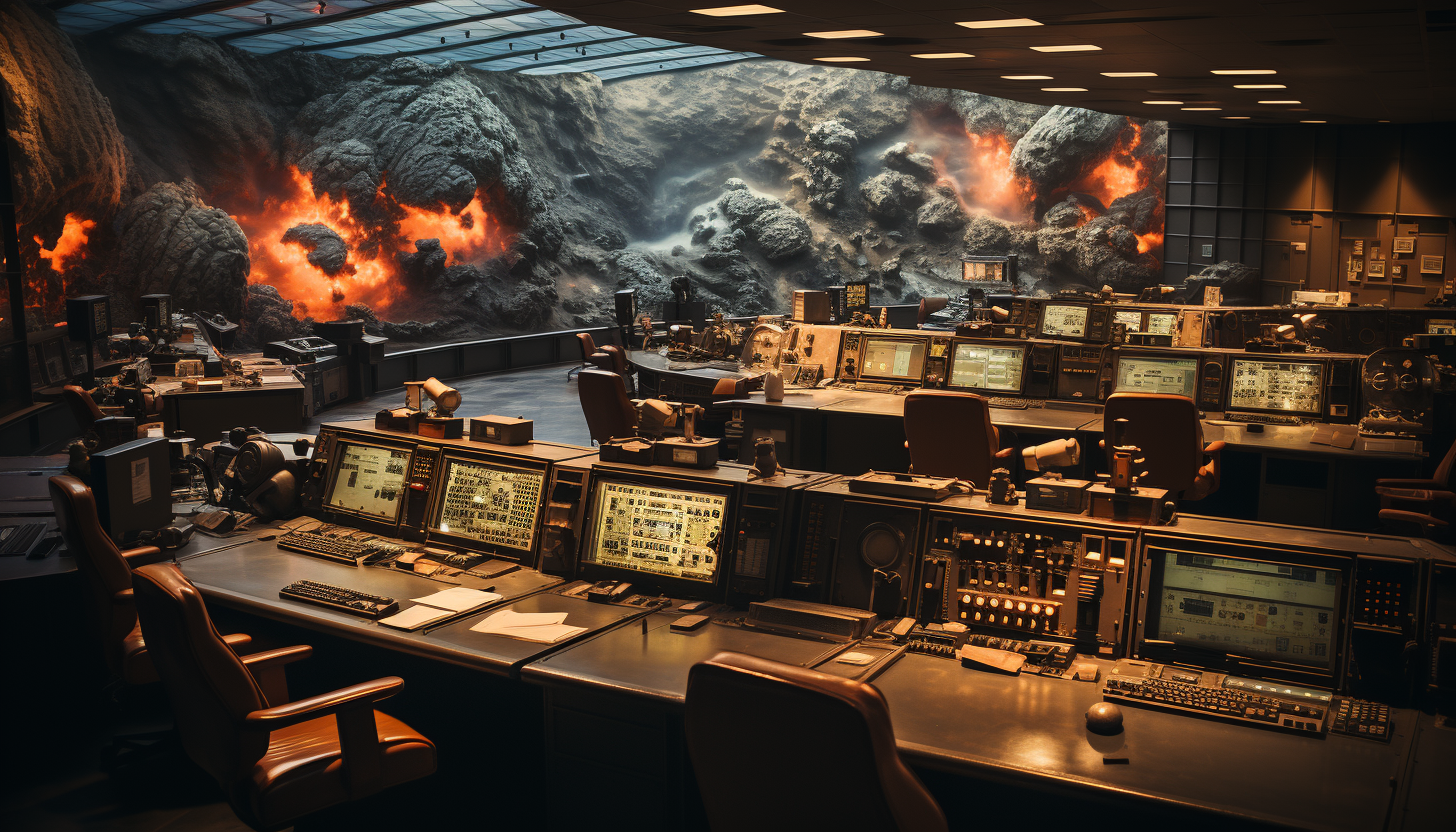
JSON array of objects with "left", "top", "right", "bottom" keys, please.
[
  {"left": 132, "top": 563, "right": 437, "bottom": 832},
  {"left": 1377, "top": 436, "right": 1455, "bottom": 541},
  {"left": 685, "top": 651, "right": 947, "bottom": 832},
  {"left": 904, "top": 390, "right": 1012, "bottom": 486},
  {"left": 577, "top": 369, "right": 637, "bottom": 445},
  {"left": 63, "top": 384, "right": 104, "bottom": 427},
  {"left": 49, "top": 474, "right": 251, "bottom": 686},
  {"left": 568, "top": 331, "right": 598, "bottom": 380},
  {"left": 1102, "top": 392, "right": 1224, "bottom": 500}
]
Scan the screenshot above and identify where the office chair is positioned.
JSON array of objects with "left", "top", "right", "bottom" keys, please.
[
  {"left": 131, "top": 563, "right": 437, "bottom": 832},
  {"left": 1376, "top": 436, "right": 1455, "bottom": 541},
  {"left": 1102, "top": 393, "right": 1224, "bottom": 501},
  {"left": 916, "top": 297, "right": 948, "bottom": 327},
  {"left": 904, "top": 390, "right": 1012, "bottom": 486},
  {"left": 685, "top": 651, "right": 947, "bottom": 832},
  {"left": 63, "top": 384, "right": 105, "bottom": 427},
  {"left": 568, "top": 332, "right": 597, "bottom": 380},
  {"left": 577, "top": 369, "right": 638, "bottom": 445}
]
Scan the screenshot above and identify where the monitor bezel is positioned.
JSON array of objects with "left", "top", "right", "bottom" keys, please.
[
  {"left": 577, "top": 471, "right": 737, "bottom": 601},
  {"left": 322, "top": 436, "right": 416, "bottom": 529},
  {"left": 1038, "top": 301, "right": 1096, "bottom": 340},
  {"left": 1135, "top": 543, "right": 1348, "bottom": 690},
  {"left": 423, "top": 451, "right": 550, "bottom": 563},
  {"left": 1223, "top": 356, "right": 1326, "bottom": 417},
  {"left": 855, "top": 334, "right": 931, "bottom": 385},
  {"left": 945, "top": 339, "right": 1029, "bottom": 395},
  {"left": 1112, "top": 349, "right": 1201, "bottom": 399}
]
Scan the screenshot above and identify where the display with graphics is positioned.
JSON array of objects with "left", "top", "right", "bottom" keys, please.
[
  {"left": 859, "top": 337, "right": 927, "bottom": 382},
  {"left": 1116, "top": 356, "right": 1198, "bottom": 398},
  {"left": 326, "top": 442, "right": 411, "bottom": 521},
  {"left": 1151, "top": 549, "right": 1339, "bottom": 669},
  {"left": 949, "top": 344, "right": 1025, "bottom": 392},
  {"left": 431, "top": 458, "right": 545, "bottom": 552},
  {"left": 1147, "top": 312, "right": 1177, "bottom": 336},
  {"left": 587, "top": 481, "right": 728, "bottom": 583},
  {"left": 1040, "top": 304, "right": 1089, "bottom": 338},
  {"left": 1228, "top": 359, "right": 1324, "bottom": 415},
  {"left": 1113, "top": 310, "right": 1143, "bottom": 331}
]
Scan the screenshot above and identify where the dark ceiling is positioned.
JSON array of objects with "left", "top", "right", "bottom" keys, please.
[{"left": 528, "top": 0, "right": 1456, "bottom": 125}]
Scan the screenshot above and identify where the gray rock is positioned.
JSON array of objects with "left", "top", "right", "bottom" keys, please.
[
  {"left": 281, "top": 223, "right": 351, "bottom": 276},
  {"left": 112, "top": 180, "right": 250, "bottom": 319},
  {"left": 916, "top": 196, "right": 967, "bottom": 237},
  {"left": 395, "top": 238, "right": 447, "bottom": 283},
  {"left": 1011, "top": 106, "right": 1128, "bottom": 208},
  {"left": 242, "top": 284, "right": 309, "bottom": 345},
  {"left": 1180, "top": 261, "right": 1260, "bottom": 305},
  {"left": 746, "top": 207, "right": 812, "bottom": 261},
  {"left": 861, "top": 171, "right": 926, "bottom": 226},
  {"left": 881, "top": 142, "right": 938, "bottom": 182},
  {"left": 805, "top": 119, "right": 858, "bottom": 155},
  {"left": 949, "top": 91, "right": 1051, "bottom": 145}
]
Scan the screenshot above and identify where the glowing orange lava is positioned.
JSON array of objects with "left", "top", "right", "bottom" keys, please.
[
  {"left": 1136, "top": 231, "right": 1164, "bottom": 255},
  {"left": 34, "top": 214, "right": 96, "bottom": 271},
  {"left": 228, "top": 166, "right": 512, "bottom": 320}
]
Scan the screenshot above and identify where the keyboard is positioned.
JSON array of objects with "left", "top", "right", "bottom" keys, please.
[
  {"left": 277, "top": 529, "right": 401, "bottom": 564},
  {"left": 1224, "top": 412, "right": 1305, "bottom": 426},
  {"left": 1102, "top": 675, "right": 1328, "bottom": 735},
  {"left": 854, "top": 382, "right": 895, "bottom": 393},
  {"left": 279, "top": 580, "right": 398, "bottom": 619},
  {"left": 0, "top": 523, "right": 47, "bottom": 556},
  {"left": 1330, "top": 698, "right": 1392, "bottom": 741},
  {"left": 988, "top": 397, "right": 1044, "bottom": 410}
]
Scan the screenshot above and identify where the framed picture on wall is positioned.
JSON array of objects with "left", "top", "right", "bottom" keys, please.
[
  {"left": 1392, "top": 238, "right": 1416, "bottom": 255},
  {"left": 1391, "top": 263, "right": 1406, "bottom": 281},
  {"left": 1421, "top": 255, "right": 1445, "bottom": 275},
  {"left": 1367, "top": 260, "right": 1386, "bottom": 278},
  {"left": 1370, "top": 247, "right": 1384, "bottom": 262},
  {"left": 1352, "top": 240, "right": 1365, "bottom": 256}
]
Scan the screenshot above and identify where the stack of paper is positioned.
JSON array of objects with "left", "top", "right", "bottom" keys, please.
[
  {"left": 470, "top": 609, "right": 586, "bottom": 644},
  {"left": 378, "top": 587, "right": 502, "bottom": 631}
]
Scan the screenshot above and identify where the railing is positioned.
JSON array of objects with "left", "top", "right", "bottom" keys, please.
[{"left": 372, "top": 325, "right": 619, "bottom": 392}]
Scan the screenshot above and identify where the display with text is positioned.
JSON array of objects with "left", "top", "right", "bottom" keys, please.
[
  {"left": 587, "top": 482, "right": 727, "bottom": 583},
  {"left": 1040, "top": 304, "right": 1089, "bottom": 338},
  {"left": 1116, "top": 356, "right": 1198, "bottom": 398},
  {"left": 326, "top": 443, "right": 411, "bottom": 521},
  {"left": 949, "top": 344, "right": 1025, "bottom": 392},
  {"left": 1228, "top": 359, "right": 1324, "bottom": 415},
  {"left": 432, "top": 458, "right": 545, "bottom": 552},
  {"left": 860, "top": 337, "right": 927, "bottom": 383}
]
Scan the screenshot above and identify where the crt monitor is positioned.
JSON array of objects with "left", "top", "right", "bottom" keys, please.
[
  {"left": 324, "top": 439, "right": 412, "bottom": 524},
  {"left": 948, "top": 342, "right": 1026, "bottom": 393},
  {"left": 1113, "top": 309, "right": 1143, "bottom": 332},
  {"left": 1141, "top": 546, "right": 1343, "bottom": 685},
  {"left": 1226, "top": 358, "right": 1324, "bottom": 416},
  {"left": 427, "top": 453, "right": 547, "bottom": 557},
  {"left": 1040, "top": 303, "right": 1090, "bottom": 338},
  {"left": 1146, "top": 312, "right": 1177, "bottom": 335},
  {"left": 581, "top": 476, "right": 732, "bottom": 596},
  {"left": 1115, "top": 354, "right": 1198, "bottom": 398},
  {"left": 858, "top": 336, "right": 928, "bottom": 384}
]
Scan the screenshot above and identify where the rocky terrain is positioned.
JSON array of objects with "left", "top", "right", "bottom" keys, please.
[{"left": 3, "top": 2, "right": 1244, "bottom": 348}]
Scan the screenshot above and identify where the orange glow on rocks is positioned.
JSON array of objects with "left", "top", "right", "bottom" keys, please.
[
  {"left": 1136, "top": 231, "right": 1164, "bottom": 254},
  {"left": 34, "top": 214, "right": 96, "bottom": 271}
]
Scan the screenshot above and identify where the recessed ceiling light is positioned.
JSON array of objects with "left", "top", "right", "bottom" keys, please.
[
  {"left": 1042, "top": 87, "right": 1087, "bottom": 92},
  {"left": 1031, "top": 44, "right": 1101, "bottom": 53},
  {"left": 958, "top": 18, "right": 1042, "bottom": 29},
  {"left": 1182, "top": 107, "right": 1221, "bottom": 111},
  {"left": 1234, "top": 84, "right": 1286, "bottom": 89},
  {"left": 815, "top": 56, "right": 870, "bottom": 62},
  {"left": 1003, "top": 75, "right": 1053, "bottom": 80},
  {"left": 912, "top": 52, "right": 974, "bottom": 59},
  {"left": 1379, "top": 120, "right": 1390, "bottom": 123},
  {"left": 1143, "top": 100, "right": 1183, "bottom": 105},
  {"left": 1259, "top": 100, "right": 1300, "bottom": 104},
  {"left": 1222, "top": 116, "right": 1250, "bottom": 119},
  {"left": 690, "top": 4, "right": 783, "bottom": 15},
  {"left": 1211, "top": 69, "right": 1276, "bottom": 75},
  {"left": 1102, "top": 72, "right": 1156, "bottom": 77},
  {"left": 805, "top": 30, "right": 882, "bottom": 39},
  {"left": 1301, "top": 120, "right": 1326, "bottom": 123}
]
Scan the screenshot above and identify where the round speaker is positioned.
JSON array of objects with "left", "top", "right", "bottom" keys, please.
[
  {"left": 859, "top": 522, "right": 905, "bottom": 569},
  {"left": 1359, "top": 328, "right": 1377, "bottom": 345},
  {"left": 235, "top": 440, "right": 285, "bottom": 490}
]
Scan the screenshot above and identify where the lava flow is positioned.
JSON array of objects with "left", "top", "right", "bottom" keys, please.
[
  {"left": 29, "top": 213, "right": 96, "bottom": 316},
  {"left": 914, "top": 113, "right": 1033, "bottom": 222},
  {"left": 1059, "top": 122, "right": 1165, "bottom": 256}
]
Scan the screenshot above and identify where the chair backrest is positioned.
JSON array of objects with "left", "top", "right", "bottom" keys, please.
[
  {"left": 63, "top": 385, "right": 103, "bottom": 425},
  {"left": 576, "top": 331, "right": 598, "bottom": 362},
  {"left": 1103, "top": 392, "right": 1203, "bottom": 496},
  {"left": 598, "top": 344, "right": 629, "bottom": 375},
  {"left": 903, "top": 390, "right": 999, "bottom": 485},
  {"left": 577, "top": 369, "right": 636, "bottom": 444},
  {"left": 49, "top": 475, "right": 137, "bottom": 673},
  {"left": 1434, "top": 435, "right": 1456, "bottom": 488},
  {"left": 685, "top": 652, "right": 947, "bottom": 832},
  {"left": 917, "top": 297, "right": 948, "bottom": 327},
  {"left": 131, "top": 563, "right": 270, "bottom": 804}
]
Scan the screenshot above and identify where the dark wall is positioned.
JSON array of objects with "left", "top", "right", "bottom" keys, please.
[{"left": 1168, "top": 122, "right": 1456, "bottom": 306}]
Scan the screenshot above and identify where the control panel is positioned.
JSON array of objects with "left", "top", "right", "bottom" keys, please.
[
  {"left": 727, "top": 485, "right": 801, "bottom": 603},
  {"left": 1053, "top": 343, "right": 1112, "bottom": 402},
  {"left": 538, "top": 463, "right": 591, "bottom": 575},
  {"left": 837, "top": 331, "right": 863, "bottom": 381},
  {"left": 400, "top": 446, "right": 440, "bottom": 540},
  {"left": 789, "top": 484, "right": 924, "bottom": 619}
]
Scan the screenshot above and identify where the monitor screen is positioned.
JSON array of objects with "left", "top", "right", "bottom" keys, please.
[
  {"left": 1113, "top": 310, "right": 1142, "bottom": 331},
  {"left": 1115, "top": 355, "right": 1198, "bottom": 398},
  {"left": 586, "top": 481, "right": 728, "bottom": 583},
  {"left": 949, "top": 343, "right": 1025, "bottom": 392},
  {"left": 1148, "top": 548, "right": 1340, "bottom": 670},
  {"left": 1228, "top": 359, "right": 1324, "bottom": 415},
  {"left": 1147, "top": 312, "right": 1177, "bottom": 335},
  {"left": 1429, "top": 319, "right": 1455, "bottom": 336},
  {"left": 430, "top": 457, "right": 545, "bottom": 552},
  {"left": 1040, "top": 304, "right": 1089, "bottom": 338},
  {"left": 326, "top": 441, "right": 411, "bottom": 522},
  {"left": 859, "top": 337, "right": 927, "bottom": 382}
]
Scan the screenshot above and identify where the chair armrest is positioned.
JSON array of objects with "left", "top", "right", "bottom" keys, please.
[
  {"left": 994, "top": 447, "right": 1015, "bottom": 459},
  {"left": 222, "top": 633, "right": 253, "bottom": 653},
  {"left": 121, "top": 545, "right": 163, "bottom": 564},
  {"left": 1379, "top": 509, "right": 1449, "bottom": 539},
  {"left": 112, "top": 587, "right": 134, "bottom": 606},
  {"left": 1203, "top": 440, "right": 1226, "bottom": 455},
  {"left": 241, "top": 645, "right": 313, "bottom": 706},
  {"left": 1375, "top": 478, "right": 1442, "bottom": 490},
  {"left": 243, "top": 676, "right": 402, "bottom": 731}
]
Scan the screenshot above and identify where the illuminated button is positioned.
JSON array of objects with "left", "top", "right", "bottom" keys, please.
[
  {"left": 1031, "top": 604, "right": 1041, "bottom": 614},
  {"left": 962, "top": 594, "right": 973, "bottom": 604},
  {"left": 1016, "top": 617, "right": 1024, "bottom": 627},
  {"left": 1002, "top": 615, "right": 1011, "bottom": 625},
  {"left": 1017, "top": 602, "right": 1027, "bottom": 611},
  {"left": 960, "top": 611, "right": 967, "bottom": 619},
  {"left": 996, "top": 540, "right": 1005, "bottom": 548},
  {"left": 990, "top": 598, "right": 1000, "bottom": 608},
  {"left": 975, "top": 596, "right": 986, "bottom": 606},
  {"left": 974, "top": 612, "right": 982, "bottom": 621}
]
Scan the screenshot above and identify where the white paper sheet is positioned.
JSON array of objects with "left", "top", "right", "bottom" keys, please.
[
  {"left": 410, "top": 587, "right": 502, "bottom": 613},
  {"left": 378, "top": 605, "right": 455, "bottom": 630},
  {"left": 469, "top": 609, "right": 585, "bottom": 643}
]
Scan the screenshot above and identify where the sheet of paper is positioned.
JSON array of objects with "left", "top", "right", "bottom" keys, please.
[
  {"left": 469, "top": 609, "right": 583, "bottom": 642},
  {"left": 411, "top": 587, "right": 502, "bottom": 613},
  {"left": 378, "top": 605, "right": 455, "bottom": 630},
  {"left": 489, "top": 623, "right": 585, "bottom": 644}
]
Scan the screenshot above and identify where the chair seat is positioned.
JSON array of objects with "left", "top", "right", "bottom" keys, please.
[
  {"left": 248, "top": 711, "right": 435, "bottom": 829},
  {"left": 120, "top": 621, "right": 157, "bottom": 686}
]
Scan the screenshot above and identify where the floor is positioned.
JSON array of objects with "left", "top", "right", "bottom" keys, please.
[{"left": 0, "top": 362, "right": 593, "bottom": 832}]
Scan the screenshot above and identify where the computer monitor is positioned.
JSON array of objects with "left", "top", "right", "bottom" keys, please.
[
  {"left": 1040, "top": 303, "right": 1090, "bottom": 338},
  {"left": 1115, "top": 354, "right": 1198, "bottom": 398},
  {"left": 1113, "top": 309, "right": 1143, "bottom": 332},
  {"left": 948, "top": 342, "right": 1025, "bottom": 393},
  {"left": 858, "top": 336, "right": 927, "bottom": 384},
  {"left": 427, "top": 454, "right": 546, "bottom": 556},
  {"left": 1146, "top": 312, "right": 1177, "bottom": 336},
  {"left": 1226, "top": 358, "right": 1324, "bottom": 416},
  {"left": 581, "top": 477, "right": 732, "bottom": 593},
  {"left": 324, "top": 439, "right": 412, "bottom": 523},
  {"left": 1141, "top": 546, "right": 1343, "bottom": 684}
]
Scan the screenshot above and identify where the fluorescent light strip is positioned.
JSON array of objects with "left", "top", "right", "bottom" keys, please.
[
  {"left": 1234, "top": 84, "right": 1285, "bottom": 89},
  {"left": 1143, "top": 100, "right": 1183, "bottom": 105},
  {"left": 1222, "top": 116, "right": 1250, "bottom": 120},
  {"left": 1030, "top": 44, "right": 1100, "bottom": 52},
  {"left": 1182, "top": 107, "right": 1220, "bottom": 111},
  {"left": 912, "top": 52, "right": 973, "bottom": 59},
  {"left": 814, "top": 56, "right": 870, "bottom": 62},
  {"left": 1102, "top": 71, "right": 1156, "bottom": 77},
  {"left": 1301, "top": 120, "right": 1326, "bottom": 123},
  {"left": 690, "top": 4, "right": 783, "bottom": 15},
  {"left": 1003, "top": 75, "right": 1052, "bottom": 80},
  {"left": 1212, "top": 69, "right": 1276, "bottom": 75},
  {"left": 1042, "top": 87, "right": 1086, "bottom": 92},
  {"left": 1259, "top": 100, "right": 1300, "bottom": 104},
  {"left": 958, "top": 18, "right": 1041, "bottom": 29},
  {"left": 804, "top": 30, "right": 881, "bottom": 39}
]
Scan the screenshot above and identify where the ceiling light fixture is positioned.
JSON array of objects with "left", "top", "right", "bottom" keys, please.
[
  {"left": 1211, "top": 69, "right": 1276, "bottom": 75},
  {"left": 1003, "top": 75, "right": 1053, "bottom": 80},
  {"left": 1259, "top": 100, "right": 1300, "bottom": 104},
  {"left": 1234, "top": 84, "right": 1286, "bottom": 89},
  {"left": 1031, "top": 44, "right": 1101, "bottom": 52},
  {"left": 1222, "top": 116, "right": 1250, "bottom": 119},
  {"left": 1301, "top": 120, "right": 1326, "bottom": 123},
  {"left": 1042, "top": 87, "right": 1087, "bottom": 92},
  {"left": 1102, "top": 72, "right": 1156, "bottom": 77},
  {"left": 690, "top": 4, "right": 784, "bottom": 15},
  {"left": 805, "top": 30, "right": 882, "bottom": 39},
  {"left": 1182, "top": 107, "right": 1221, "bottom": 111},
  {"left": 958, "top": 18, "right": 1042, "bottom": 29},
  {"left": 913, "top": 52, "right": 974, "bottom": 59},
  {"left": 1143, "top": 100, "right": 1183, "bottom": 105},
  {"left": 815, "top": 56, "right": 871, "bottom": 62}
]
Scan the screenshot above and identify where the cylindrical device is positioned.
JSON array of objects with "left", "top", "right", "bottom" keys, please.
[{"left": 422, "top": 377, "right": 461, "bottom": 416}]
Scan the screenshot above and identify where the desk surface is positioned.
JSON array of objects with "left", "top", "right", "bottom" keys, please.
[{"left": 729, "top": 391, "right": 1104, "bottom": 433}]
